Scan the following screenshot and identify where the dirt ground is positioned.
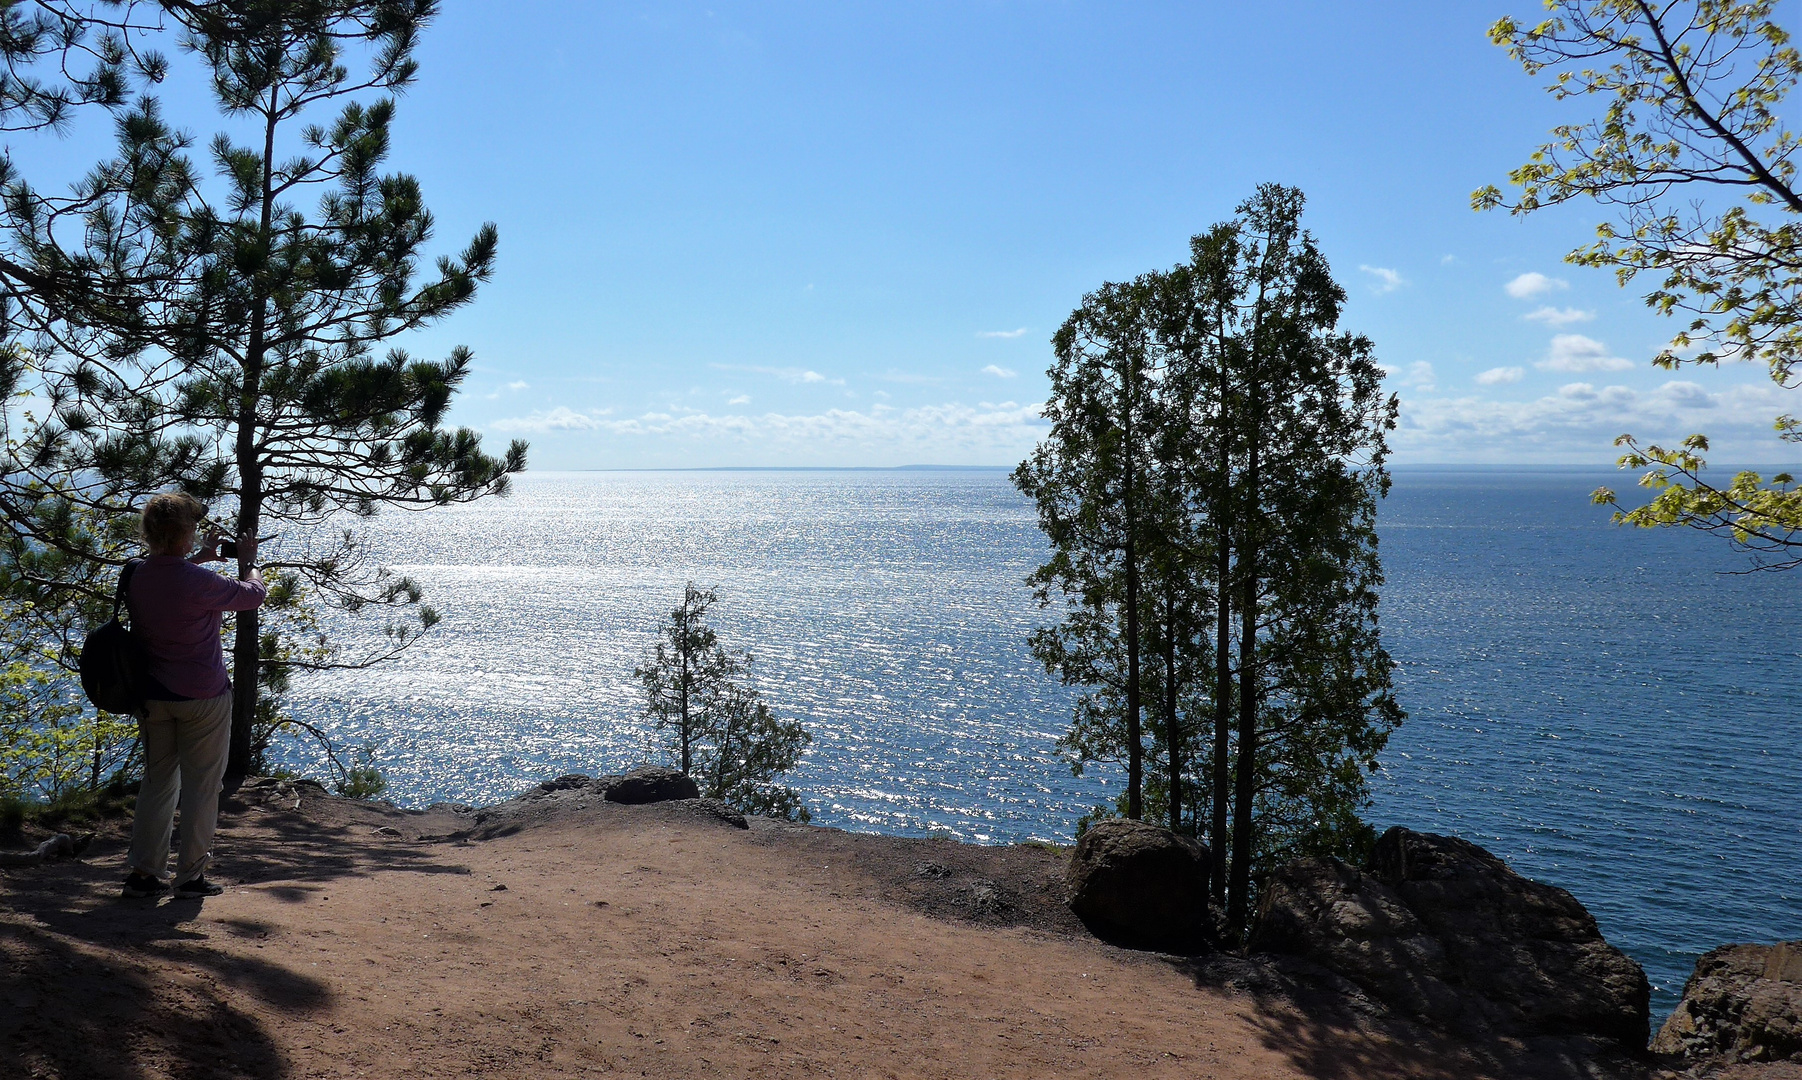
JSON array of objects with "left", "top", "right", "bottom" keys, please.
[{"left": 0, "top": 780, "right": 1743, "bottom": 1080}]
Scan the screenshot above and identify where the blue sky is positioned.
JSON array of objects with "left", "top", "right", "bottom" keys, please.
[{"left": 17, "top": 1, "right": 1800, "bottom": 468}]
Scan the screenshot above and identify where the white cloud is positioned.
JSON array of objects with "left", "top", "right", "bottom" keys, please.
[
  {"left": 1440, "top": 254, "right": 1457, "bottom": 266},
  {"left": 503, "top": 401, "right": 1050, "bottom": 460},
  {"left": 1359, "top": 265, "right": 1406, "bottom": 293},
  {"left": 1522, "top": 306, "right": 1595, "bottom": 327},
  {"left": 726, "top": 394, "right": 751, "bottom": 406},
  {"left": 711, "top": 363, "right": 846, "bottom": 386},
  {"left": 1536, "top": 334, "right": 1636, "bottom": 373},
  {"left": 875, "top": 369, "right": 947, "bottom": 385},
  {"left": 982, "top": 365, "right": 1016, "bottom": 378},
  {"left": 490, "top": 406, "right": 611, "bottom": 432},
  {"left": 507, "top": 380, "right": 530, "bottom": 391},
  {"left": 978, "top": 327, "right": 1029, "bottom": 339},
  {"left": 1391, "top": 379, "right": 1791, "bottom": 461},
  {"left": 1385, "top": 361, "right": 1436, "bottom": 391},
  {"left": 1506, "top": 272, "right": 1567, "bottom": 299},
  {"left": 1475, "top": 366, "right": 1524, "bottom": 385}
]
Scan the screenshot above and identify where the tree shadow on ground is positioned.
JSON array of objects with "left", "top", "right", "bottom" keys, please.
[
  {"left": 1168, "top": 954, "right": 1654, "bottom": 1080},
  {"left": 0, "top": 785, "right": 474, "bottom": 1078}
]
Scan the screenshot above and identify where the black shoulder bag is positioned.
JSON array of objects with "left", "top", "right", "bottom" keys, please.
[{"left": 78, "top": 559, "right": 149, "bottom": 717}]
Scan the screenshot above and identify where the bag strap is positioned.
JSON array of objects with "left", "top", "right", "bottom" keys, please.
[{"left": 113, "top": 558, "right": 141, "bottom": 623}]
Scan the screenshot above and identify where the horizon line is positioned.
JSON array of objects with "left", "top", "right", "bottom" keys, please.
[{"left": 516, "top": 461, "right": 1802, "bottom": 474}]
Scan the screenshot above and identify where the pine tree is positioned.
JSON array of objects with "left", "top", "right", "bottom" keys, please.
[
  {"left": 2, "top": 1, "right": 525, "bottom": 783},
  {"left": 635, "top": 583, "right": 741, "bottom": 777},
  {"left": 633, "top": 582, "right": 811, "bottom": 820}
]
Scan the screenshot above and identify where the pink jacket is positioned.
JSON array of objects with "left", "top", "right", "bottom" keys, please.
[{"left": 127, "top": 556, "right": 268, "bottom": 700}]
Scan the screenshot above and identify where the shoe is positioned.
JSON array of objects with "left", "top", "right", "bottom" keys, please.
[
  {"left": 174, "top": 876, "right": 224, "bottom": 897},
  {"left": 121, "top": 871, "right": 168, "bottom": 898}
]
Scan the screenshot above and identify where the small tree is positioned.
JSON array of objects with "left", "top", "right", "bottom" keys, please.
[
  {"left": 706, "top": 681, "right": 809, "bottom": 821},
  {"left": 634, "top": 582, "right": 738, "bottom": 775},
  {"left": 633, "top": 582, "right": 810, "bottom": 820}
]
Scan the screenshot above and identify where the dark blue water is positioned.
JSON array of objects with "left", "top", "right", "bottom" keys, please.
[
  {"left": 1369, "top": 466, "right": 1800, "bottom": 1015},
  {"left": 281, "top": 466, "right": 1802, "bottom": 1016}
]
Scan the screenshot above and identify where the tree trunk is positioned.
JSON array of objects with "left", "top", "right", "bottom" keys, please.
[
  {"left": 1210, "top": 423, "right": 1233, "bottom": 905},
  {"left": 679, "top": 605, "right": 692, "bottom": 775},
  {"left": 1124, "top": 532, "right": 1142, "bottom": 821},
  {"left": 1227, "top": 426, "right": 1259, "bottom": 936},
  {"left": 227, "top": 427, "right": 262, "bottom": 785},
  {"left": 227, "top": 386, "right": 264, "bottom": 786},
  {"left": 1211, "top": 549, "right": 1231, "bottom": 905},
  {"left": 1163, "top": 594, "right": 1181, "bottom": 832},
  {"left": 224, "top": 99, "right": 280, "bottom": 789}
]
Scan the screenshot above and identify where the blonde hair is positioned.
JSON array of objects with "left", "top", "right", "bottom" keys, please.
[{"left": 140, "top": 492, "right": 207, "bottom": 554}]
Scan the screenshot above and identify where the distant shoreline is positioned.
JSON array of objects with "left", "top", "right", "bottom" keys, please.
[{"left": 513, "top": 461, "right": 1802, "bottom": 474}]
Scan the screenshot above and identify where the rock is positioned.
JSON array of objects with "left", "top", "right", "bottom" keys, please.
[
  {"left": 537, "top": 774, "right": 595, "bottom": 793},
  {"left": 678, "top": 798, "right": 749, "bottom": 829},
  {"left": 1065, "top": 819, "right": 1211, "bottom": 953},
  {"left": 603, "top": 765, "right": 700, "bottom": 805},
  {"left": 1369, "top": 827, "right": 1649, "bottom": 1049},
  {"left": 1251, "top": 857, "right": 1465, "bottom": 1025},
  {"left": 1652, "top": 941, "right": 1802, "bottom": 1063},
  {"left": 1251, "top": 826, "right": 1650, "bottom": 1050},
  {"left": 967, "top": 880, "right": 1012, "bottom": 918},
  {"left": 0, "top": 832, "right": 91, "bottom": 868}
]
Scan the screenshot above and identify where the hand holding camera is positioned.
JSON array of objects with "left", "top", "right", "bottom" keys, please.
[{"left": 201, "top": 525, "right": 274, "bottom": 566}]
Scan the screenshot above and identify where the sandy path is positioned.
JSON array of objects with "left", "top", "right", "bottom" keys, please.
[{"left": 1, "top": 789, "right": 1643, "bottom": 1079}]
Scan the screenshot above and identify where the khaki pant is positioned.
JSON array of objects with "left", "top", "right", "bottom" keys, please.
[{"left": 127, "top": 691, "right": 232, "bottom": 885}]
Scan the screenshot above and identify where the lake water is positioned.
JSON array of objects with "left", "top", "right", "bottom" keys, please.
[{"left": 280, "top": 466, "right": 1802, "bottom": 1017}]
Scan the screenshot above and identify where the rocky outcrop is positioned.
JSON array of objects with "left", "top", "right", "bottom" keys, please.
[
  {"left": 603, "top": 765, "right": 701, "bottom": 805},
  {"left": 1251, "top": 827, "right": 1650, "bottom": 1050},
  {"left": 1252, "top": 856, "right": 1466, "bottom": 1025},
  {"left": 1652, "top": 941, "right": 1802, "bottom": 1064},
  {"left": 1065, "top": 819, "right": 1211, "bottom": 953},
  {"left": 683, "top": 798, "right": 750, "bottom": 830}
]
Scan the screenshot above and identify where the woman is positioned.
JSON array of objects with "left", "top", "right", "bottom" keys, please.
[{"left": 121, "top": 492, "right": 267, "bottom": 899}]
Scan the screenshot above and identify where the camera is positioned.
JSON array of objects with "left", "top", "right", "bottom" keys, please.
[{"left": 215, "top": 533, "right": 274, "bottom": 560}]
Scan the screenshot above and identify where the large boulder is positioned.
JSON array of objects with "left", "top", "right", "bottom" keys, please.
[
  {"left": 603, "top": 765, "right": 700, "bottom": 805},
  {"left": 1251, "top": 857, "right": 1465, "bottom": 1025},
  {"left": 1251, "top": 826, "right": 1650, "bottom": 1050},
  {"left": 1652, "top": 941, "right": 1802, "bottom": 1064},
  {"left": 1370, "top": 827, "right": 1650, "bottom": 1049},
  {"left": 1065, "top": 819, "right": 1211, "bottom": 953}
]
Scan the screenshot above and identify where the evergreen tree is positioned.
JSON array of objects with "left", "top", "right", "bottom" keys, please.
[
  {"left": 635, "top": 582, "right": 741, "bottom": 777},
  {"left": 1014, "top": 274, "right": 1161, "bottom": 821},
  {"left": 2, "top": 1, "right": 525, "bottom": 783},
  {"left": 633, "top": 582, "right": 811, "bottom": 821},
  {"left": 0, "top": 1, "right": 143, "bottom": 132},
  {"left": 1019, "top": 185, "right": 1402, "bottom": 939},
  {"left": 705, "top": 681, "right": 809, "bottom": 822}
]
